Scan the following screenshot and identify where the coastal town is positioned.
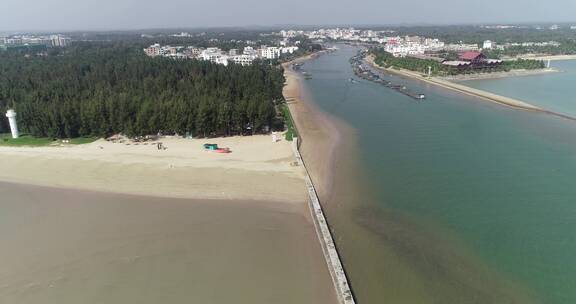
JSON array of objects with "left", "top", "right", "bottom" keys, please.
[
  {"left": 3, "top": 25, "right": 575, "bottom": 67},
  {"left": 278, "top": 26, "right": 573, "bottom": 57},
  {"left": 2, "top": 18, "right": 576, "bottom": 304},
  {"left": 135, "top": 26, "right": 576, "bottom": 70},
  {"left": 0, "top": 34, "right": 71, "bottom": 50},
  {"left": 143, "top": 43, "right": 299, "bottom": 65}
]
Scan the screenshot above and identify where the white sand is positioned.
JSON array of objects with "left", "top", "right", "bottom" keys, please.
[{"left": 0, "top": 135, "right": 307, "bottom": 203}]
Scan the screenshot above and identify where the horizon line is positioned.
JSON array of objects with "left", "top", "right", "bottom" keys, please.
[{"left": 2, "top": 21, "right": 576, "bottom": 34}]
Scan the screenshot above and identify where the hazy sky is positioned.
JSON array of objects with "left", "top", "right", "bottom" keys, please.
[{"left": 1, "top": 0, "right": 576, "bottom": 31}]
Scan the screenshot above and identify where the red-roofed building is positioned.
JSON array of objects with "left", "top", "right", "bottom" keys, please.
[
  {"left": 459, "top": 51, "right": 487, "bottom": 63},
  {"left": 442, "top": 51, "right": 502, "bottom": 72}
]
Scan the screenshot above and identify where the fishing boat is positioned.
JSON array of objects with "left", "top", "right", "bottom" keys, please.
[{"left": 349, "top": 52, "right": 426, "bottom": 101}]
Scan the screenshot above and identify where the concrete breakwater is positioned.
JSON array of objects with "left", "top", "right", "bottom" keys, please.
[
  {"left": 365, "top": 55, "right": 576, "bottom": 125},
  {"left": 364, "top": 55, "right": 543, "bottom": 112},
  {"left": 291, "top": 138, "right": 356, "bottom": 304}
]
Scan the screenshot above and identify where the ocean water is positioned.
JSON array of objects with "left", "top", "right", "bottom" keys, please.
[
  {"left": 301, "top": 45, "right": 576, "bottom": 304},
  {"left": 463, "top": 60, "right": 576, "bottom": 117}
]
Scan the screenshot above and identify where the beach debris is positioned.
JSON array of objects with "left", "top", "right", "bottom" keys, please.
[
  {"left": 203, "top": 143, "right": 218, "bottom": 150},
  {"left": 203, "top": 143, "right": 231, "bottom": 153}
]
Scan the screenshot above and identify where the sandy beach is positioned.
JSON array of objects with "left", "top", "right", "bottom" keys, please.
[
  {"left": 0, "top": 135, "right": 306, "bottom": 203},
  {"left": 282, "top": 58, "right": 351, "bottom": 202},
  {"left": 0, "top": 132, "right": 339, "bottom": 303}
]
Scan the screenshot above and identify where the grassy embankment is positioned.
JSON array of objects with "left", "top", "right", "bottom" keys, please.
[
  {"left": 0, "top": 134, "right": 98, "bottom": 147},
  {"left": 280, "top": 104, "right": 297, "bottom": 141}
]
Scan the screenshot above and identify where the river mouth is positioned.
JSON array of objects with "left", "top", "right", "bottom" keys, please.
[{"left": 296, "top": 44, "right": 576, "bottom": 304}]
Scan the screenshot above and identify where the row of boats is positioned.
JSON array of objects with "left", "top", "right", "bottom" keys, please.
[{"left": 349, "top": 51, "right": 426, "bottom": 100}]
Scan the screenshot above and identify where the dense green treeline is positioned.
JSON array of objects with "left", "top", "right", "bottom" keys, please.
[
  {"left": 373, "top": 50, "right": 447, "bottom": 75},
  {"left": 372, "top": 49, "right": 545, "bottom": 76},
  {"left": 369, "top": 25, "right": 576, "bottom": 45},
  {"left": 484, "top": 41, "right": 576, "bottom": 57},
  {"left": 0, "top": 42, "right": 286, "bottom": 138},
  {"left": 502, "top": 59, "right": 546, "bottom": 70}
]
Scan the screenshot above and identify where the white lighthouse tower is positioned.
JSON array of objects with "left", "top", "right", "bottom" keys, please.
[{"left": 5, "top": 109, "right": 19, "bottom": 139}]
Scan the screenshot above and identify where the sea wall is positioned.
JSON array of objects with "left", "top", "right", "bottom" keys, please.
[
  {"left": 283, "top": 52, "right": 356, "bottom": 304},
  {"left": 291, "top": 138, "right": 356, "bottom": 304}
]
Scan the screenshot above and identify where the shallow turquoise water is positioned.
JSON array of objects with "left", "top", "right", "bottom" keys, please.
[
  {"left": 302, "top": 46, "right": 576, "bottom": 303},
  {"left": 464, "top": 60, "right": 576, "bottom": 117}
]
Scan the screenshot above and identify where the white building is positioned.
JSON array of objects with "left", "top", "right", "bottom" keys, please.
[
  {"left": 201, "top": 48, "right": 226, "bottom": 62},
  {"left": 280, "top": 46, "right": 299, "bottom": 54},
  {"left": 260, "top": 46, "right": 281, "bottom": 59},
  {"left": 424, "top": 38, "right": 445, "bottom": 51},
  {"left": 144, "top": 43, "right": 162, "bottom": 57},
  {"left": 184, "top": 47, "right": 202, "bottom": 58},
  {"left": 6, "top": 38, "right": 23, "bottom": 45},
  {"left": 231, "top": 54, "right": 256, "bottom": 66},
  {"left": 215, "top": 56, "right": 229, "bottom": 66},
  {"left": 50, "top": 35, "right": 71, "bottom": 47},
  {"left": 243, "top": 46, "right": 258, "bottom": 56},
  {"left": 443, "top": 43, "right": 480, "bottom": 52},
  {"left": 483, "top": 40, "right": 494, "bottom": 49},
  {"left": 385, "top": 43, "right": 426, "bottom": 57},
  {"left": 143, "top": 42, "right": 298, "bottom": 66}
]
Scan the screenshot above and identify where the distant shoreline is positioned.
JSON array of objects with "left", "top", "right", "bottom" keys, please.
[
  {"left": 365, "top": 55, "right": 543, "bottom": 112},
  {"left": 365, "top": 55, "right": 576, "bottom": 124},
  {"left": 441, "top": 68, "right": 559, "bottom": 81},
  {"left": 517, "top": 54, "right": 576, "bottom": 61}
]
